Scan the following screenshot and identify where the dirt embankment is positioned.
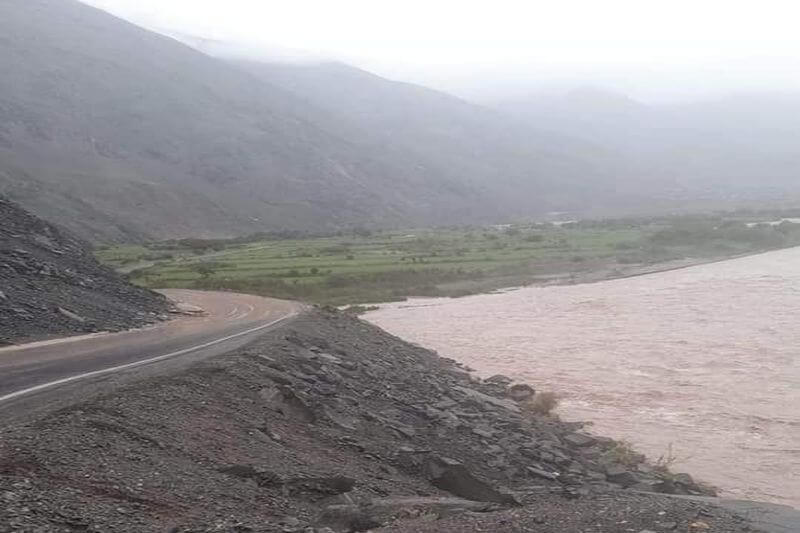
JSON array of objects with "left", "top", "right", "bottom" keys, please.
[
  {"left": 1, "top": 310, "right": 758, "bottom": 532},
  {"left": 0, "top": 196, "right": 169, "bottom": 345}
]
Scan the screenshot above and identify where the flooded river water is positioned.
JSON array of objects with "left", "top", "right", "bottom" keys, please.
[{"left": 366, "top": 247, "right": 800, "bottom": 507}]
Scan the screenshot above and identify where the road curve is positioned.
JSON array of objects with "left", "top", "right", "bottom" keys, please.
[{"left": 0, "top": 289, "right": 304, "bottom": 406}]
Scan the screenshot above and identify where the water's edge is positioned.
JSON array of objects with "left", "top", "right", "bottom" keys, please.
[{"left": 366, "top": 247, "right": 800, "bottom": 508}]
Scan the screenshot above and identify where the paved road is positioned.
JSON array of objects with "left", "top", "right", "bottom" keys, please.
[{"left": 0, "top": 289, "right": 303, "bottom": 407}]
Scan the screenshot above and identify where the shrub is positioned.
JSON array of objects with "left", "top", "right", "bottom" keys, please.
[
  {"left": 352, "top": 227, "right": 373, "bottom": 237},
  {"left": 188, "top": 261, "right": 233, "bottom": 279},
  {"left": 654, "top": 443, "right": 686, "bottom": 474},
  {"left": 320, "top": 245, "right": 351, "bottom": 256},
  {"left": 521, "top": 391, "right": 559, "bottom": 417},
  {"left": 602, "top": 440, "right": 645, "bottom": 467},
  {"left": 776, "top": 220, "right": 800, "bottom": 235}
]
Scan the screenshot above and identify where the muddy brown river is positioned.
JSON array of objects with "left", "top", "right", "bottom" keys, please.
[{"left": 366, "top": 247, "right": 800, "bottom": 507}]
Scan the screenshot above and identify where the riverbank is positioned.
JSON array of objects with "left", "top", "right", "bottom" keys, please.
[
  {"left": 427, "top": 252, "right": 756, "bottom": 298},
  {"left": 0, "top": 308, "right": 783, "bottom": 532},
  {"left": 365, "top": 246, "right": 800, "bottom": 510}
]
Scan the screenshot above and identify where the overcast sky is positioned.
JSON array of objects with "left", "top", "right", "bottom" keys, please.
[{"left": 83, "top": 0, "right": 800, "bottom": 102}]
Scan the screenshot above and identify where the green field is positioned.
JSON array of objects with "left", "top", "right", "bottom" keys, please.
[{"left": 96, "top": 213, "right": 800, "bottom": 306}]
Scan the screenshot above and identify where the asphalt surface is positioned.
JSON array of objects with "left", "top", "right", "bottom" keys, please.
[{"left": 0, "top": 289, "right": 303, "bottom": 412}]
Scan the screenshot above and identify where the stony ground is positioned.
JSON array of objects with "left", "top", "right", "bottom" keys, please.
[
  {"left": 0, "top": 310, "right": 762, "bottom": 532},
  {"left": 0, "top": 196, "right": 169, "bottom": 345},
  {"left": 377, "top": 491, "right": 756, "bottom": 532}
]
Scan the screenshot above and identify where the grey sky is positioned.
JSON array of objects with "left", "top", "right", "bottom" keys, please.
[{"left": 82, "top": 0, "right": 800, "bottom": 102}]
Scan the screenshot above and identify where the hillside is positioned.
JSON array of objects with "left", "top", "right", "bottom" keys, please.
[
  {"left": 0, "top": 196, "right": 168, "bottom": 344},
  {"left": 498, "top": 88, "right": 800, "bottom": 205},
  {"left": 0, "top": 0, "right": 622, "bottom": 243},
  {"left": 236, "top": 61, "right": 636, "bottom": 216}
]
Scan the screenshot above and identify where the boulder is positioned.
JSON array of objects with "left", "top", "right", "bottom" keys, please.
[
  {"left": 563, "top": 433, "right": 596, "bottom": 448},
  {"left": 526, "top": 466, "right": 560, "bottom": 481},
  {"left": 471, "top": 426, "right": 495, "bottom": 439},
  {"left": 338, "top": 360, "right": 359, "bottom": 371},
  {"left": 453, "top": 386, "right": 520, "bottom": 414},
  {"left": 285, "top": 475, "right": 356, "bottom": 496},
  {"left": 217, "top": 464, "right": 282, "bottom": 487},
  {"left": 433, "top": 398, "right": 458, "bottom": 410},
  {"left": 605, "top": 465, "right": 639, "bottom": 487},
  {"left": 507, "top": 383, "right": 535, "bottom": 402},
  {"left": 317, "top": 497, "right": 497, "bottom": 532},
  {"left": 172, "top": 302, "right": 206, "bottom": 316},
  {"left": 630, "top": 479, "right": 671, "bottom": 493},
  {"left": 262, "top": 367, "right": 295, "bottom": 386},
  {"left": 263, "top": 385, "right": 317, "bottom": 423},
  {"left": 58, "top": 307, "right": 86, "bottom": 323},
  {"left": 425, "top": 456, "right": 518, "bottom": 504},
  {"left": 317, "top": 352, "right": 343, "bottom": 365},
  {"left": 485, "top": 374, "right": 513, "bottom": 385}
]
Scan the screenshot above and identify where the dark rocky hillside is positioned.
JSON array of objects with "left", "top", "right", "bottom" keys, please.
[
  {"left": 0, "top": 196, "right": 168, "bottom": 345},
  {"left": 0, "top": 0, "right": 623, "bottom": 242}
]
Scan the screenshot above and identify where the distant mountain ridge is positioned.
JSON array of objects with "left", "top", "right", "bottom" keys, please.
[
  {"left": 0, "top": 0, "right": 623, "bottom": 242},
  {"left": 498, "top": 87, "right": 800, "bottom": 201},
  {"left": 235, "top": 60, "right": 632, "bottom": 213}
]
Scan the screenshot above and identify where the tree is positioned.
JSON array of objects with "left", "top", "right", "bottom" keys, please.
[
  {"left": 189, "top": 261, "right": 230, "bottom": 279},
  {"left": 192, "top": 263, "right": 216, "bottom": 279}
]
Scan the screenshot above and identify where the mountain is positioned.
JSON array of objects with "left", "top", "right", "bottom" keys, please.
[
  {"left": 233, "top": 60, "right": 630, "bottom": 216},
  {"left": 0, "top": 195, "right": 168, "bottom": 344},
  {"left": 498, "top": 88, "right": 800, "bottom": 203},
  {"left": 0, "top": 0, "right": 405, "bottom": 241},
  {"left": 0, "top": 0, "right": 622, "bottom": 243}
]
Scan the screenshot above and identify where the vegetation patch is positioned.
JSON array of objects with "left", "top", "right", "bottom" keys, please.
[{"left": 95, "top": 211, "right": 800, "bottom": 305}]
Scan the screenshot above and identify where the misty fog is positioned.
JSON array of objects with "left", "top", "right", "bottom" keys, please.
[{"left": 82, "top": 0, "right": 800, "bottom": 104}]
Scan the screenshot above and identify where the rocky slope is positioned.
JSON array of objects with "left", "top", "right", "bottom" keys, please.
[
  {"left": 0, "top": 196, "right": 168, "bottom": 345},
  {"left": 0, "top": 309, "right": 761, "bottom": 532}
]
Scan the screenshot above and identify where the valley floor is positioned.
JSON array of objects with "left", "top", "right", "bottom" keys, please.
[{"left": 97, "top": 212, "right": 800, "bottom": 306}]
